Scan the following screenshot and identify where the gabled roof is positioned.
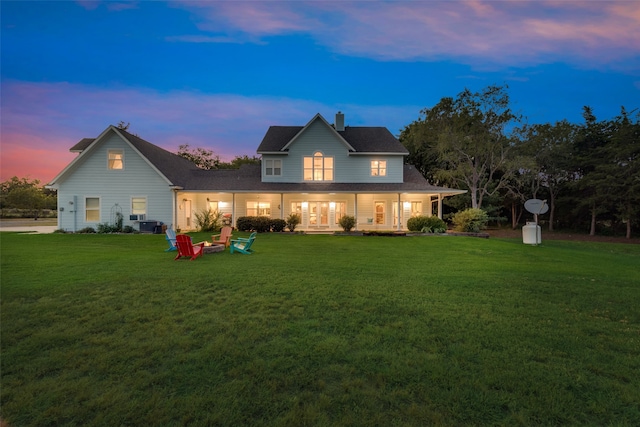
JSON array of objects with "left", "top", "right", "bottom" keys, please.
[
  {"left": 49, "top": 126, "right": 200, "bottom": 187},
  {"left": 257, "top": 113, "right": 409, "bottom": 155}
]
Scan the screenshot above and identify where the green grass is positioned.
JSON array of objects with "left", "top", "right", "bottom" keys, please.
[{"left": 1, "top": 232, "right": 639, "bottom": 426}]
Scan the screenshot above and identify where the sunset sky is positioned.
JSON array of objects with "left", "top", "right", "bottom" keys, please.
[{"left": 1, "top": 0, "right": 639, "bottom": 183}]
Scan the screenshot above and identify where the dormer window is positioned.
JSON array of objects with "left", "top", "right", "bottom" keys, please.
[
  {"left": 304, "top": 152, "right": 333, "bottom": 181},
  {"left": 108, "top": 150, "right": 124, "bottom": 170},
  {"left": 371, "top": 160, "right": 386, "bottom": 176},
  {"left": 265, "top": 159, "right": 282, "bottom": 176}
]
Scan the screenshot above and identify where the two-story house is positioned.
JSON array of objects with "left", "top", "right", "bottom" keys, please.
[{"left": 47, "top": 112, "right": 465, "bottom": 232}]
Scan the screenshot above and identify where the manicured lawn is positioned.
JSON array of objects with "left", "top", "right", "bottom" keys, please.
[{"left": 1, "top": 232, "right": 639, "bottom": 426}]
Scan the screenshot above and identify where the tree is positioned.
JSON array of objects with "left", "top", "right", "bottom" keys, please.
[
  {"left": 401, "top": 85, "right": 521, "bottom": 209},
  {"left": 218, "top": 155, "right": 261, "bottom": 169},
  {"left": 177, "top": 144, "right": 220, "bottom": 170},
  {"left": 1, "top": 176, "right": 55, "bottom": 218},
  {"left": 597, "top": 108, "right": 640, "bottom": 238},
  {"left": 517, "top": 121, "right": 576, "bottom": 231}
]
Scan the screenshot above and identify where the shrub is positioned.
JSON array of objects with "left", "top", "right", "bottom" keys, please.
[
  {"left": 338, "top": 215, "right": 356, "bottom": 232},
  {"left": 407, "top": 216, "right": 447, "bottom": 233},
  {"left": 97, "top": 223, "right": 118, "bottom": 233},
  {"left": 271, "top": 218, "right": 287, "bottom": 232},
  {"left": 236, "top": 216, "right": 255, "bottom": 232},
  {"left": 77, "top": 227, "right": 96, "bottom": 233},
  {"left": 254, "top": 216, "right": 272, "bottom": 233},
  {"left": 122, "top": 225, "right": 136, "bottom": 234},
  {"left": 286, "top": 213, "right": 301, "bottom": 232},
  {"left": 452, "top": 208, "right": 489, "bottom": 233},
  {"left": 194, "top": 208, "right": 222, "bottom": 232}
]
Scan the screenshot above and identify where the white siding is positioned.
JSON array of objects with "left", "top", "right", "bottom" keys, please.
[{"left": 55, "top": 132, "right": 174, "bottom": 232}]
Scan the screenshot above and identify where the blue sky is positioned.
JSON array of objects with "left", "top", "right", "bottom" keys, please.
[{"left": 1, "top": 0, "right": 639, "bottom": 182}]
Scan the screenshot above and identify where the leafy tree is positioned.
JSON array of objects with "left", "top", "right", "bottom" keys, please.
[
  {"left": 401, "top": 85, "right": 521, "bottom": 209},
  {"left": 177, "top": 144, "right": 220, "bottom": 170},
  {"left": 1, "top": 176, "right": 55, "bottom": 218},
  {"left": 218, "top": 155, "right": 261, "bottom": 169},
  {"left": 517, "top": 121, "right": 576, "bottom": 230}
]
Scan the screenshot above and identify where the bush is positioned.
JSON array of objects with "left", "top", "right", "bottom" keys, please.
[
  {"left": 407, "top": 216, "right": 447, "bottom": 233},
  {"left": 286, "top": 213, "right": 301, "bottom": 232},
  {"left": 338, "top": 215, "right": 356, "bottom": 232},
  {"left": 97, "top": 223, "right": 118, "bottom": 233},
  {"left": 236, "top": 216, "right": 254, "bottom": 232},
  {"left": 77, "top": 227, "right": 96, "bottom": 233},
  {"left": 194, "top": 208, "right": 222, "bottom": 232},
  {"left": 254, "top": 216, "right": 272, "bottom": 233},
  {"left": 122, "top": 225, "right": 136, "bottom": 234},
  {"left": 271, "top": 218, "right": 287, "bottom": 232},
  {"left": 451, "top": 208, "right": 489, "bottom": 233}
]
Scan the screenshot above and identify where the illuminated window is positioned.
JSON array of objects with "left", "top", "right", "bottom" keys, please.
[
  {"left": 375, "top": 201, "right": 385, "bottom": 225},
  {"left": 247, "top": 201, "right": 271, "bottom": 216},
  {"left": 132, "top": 197, "right": 147, "bottom": 215},
  {"left": 265, "top": 159, "right": 282, "bottom": 176},
  {"left": 291, "top": 202, "right": 302, "bottom": 216},
  {"left": 304, "top": 152, "right": 333, "bottom": 181},
  {"left": 334, "top": 202, "right": 346, "bottom": 224},
  {"left": 371, "top": 160, "right": 386, "bottom": 176},
  {"left": 108, "top": 150, "right": 124, "bottom": 170},
  {"left": 411, "top": 201, "right": 422, "bottom": 217},
  {"left": 85, "top": 197, "right": 100, "bottom": 222}
]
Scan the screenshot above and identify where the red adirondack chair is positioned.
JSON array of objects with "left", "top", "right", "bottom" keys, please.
[{"left": 174, "top": 234, "right": 204, "bottom": 261}]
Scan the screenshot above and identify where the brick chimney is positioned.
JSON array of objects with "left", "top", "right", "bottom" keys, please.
[{"left": 335, "top": 111, "right": 345, "bottom": 131}]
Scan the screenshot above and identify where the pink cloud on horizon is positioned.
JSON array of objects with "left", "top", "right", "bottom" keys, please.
[{"left": 173, "top": 0, "right": 640, "bottom": 69}]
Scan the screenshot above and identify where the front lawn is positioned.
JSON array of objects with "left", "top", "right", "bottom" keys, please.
[{"left": 1, "top": 232, "right": 639, "bottom": 426}]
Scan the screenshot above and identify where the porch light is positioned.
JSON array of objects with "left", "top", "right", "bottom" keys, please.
[
  {"left": 302, "top": 202, "right": 308, "bottom": 208},
  {"left": 403, "top": 201, "right": 411, "bottom": 208},
  {"left": 330, "top": 202, "right": 336, "bottom": 208}
]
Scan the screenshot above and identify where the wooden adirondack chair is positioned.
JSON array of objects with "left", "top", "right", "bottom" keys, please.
[
  {"left": 229, "top": 232, "right": 257, "bottom": 255},
  {"left": 174, "top": 234, "right": 205, "bottom": 261},
  {"left": 211, "top": 226, "right": 233, "bottom": 247},
  {"left": 165, "top": 229, "right": 177, "bottom": 251}
]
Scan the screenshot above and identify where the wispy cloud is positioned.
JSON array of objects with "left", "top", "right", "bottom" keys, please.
[
  {"left": 170, "top": 0, "right": 640, "bottom": 70},
  {"left": 1, "top": 80, "right": 416, "bottom": 182}
]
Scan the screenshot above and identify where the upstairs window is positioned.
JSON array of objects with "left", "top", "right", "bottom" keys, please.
[
  {"left": 108, "top": 150, "right": 124, "bottom": 170},
  {"left": 304, "top": 152, "right": 333, "bottom": 181},
  {"left": 265, "top": 159, "right": 282, "bottom": 176},
  {"left": 371, "top": 160, "right": 386, "bottom": 176}
]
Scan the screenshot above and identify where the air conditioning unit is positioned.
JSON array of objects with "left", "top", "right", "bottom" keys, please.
[{"left": 138, "top": 214, "right": 146, "bottom": 221}]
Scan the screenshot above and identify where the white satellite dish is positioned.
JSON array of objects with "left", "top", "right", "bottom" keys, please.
[
  {"left": 523, "top": 199, "right": 547, "bottom": 245},
  {"left": 524, "top": 199, "right": 549, "bottom": 215}
]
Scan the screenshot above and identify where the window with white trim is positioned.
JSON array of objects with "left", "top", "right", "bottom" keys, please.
[
  {"left": 85, "top": 197, "right": 100, "bottom": 222},
  {"left": 108, "top": 150, "right": 124, "bottom": 170},
  {"left": 132, "top": 197, "right": 147, "bottom": 216},
  {"left": 247, "top": 201, "right": 271, "bottom": 216},
  {"left": 375, "top": 201, "right": 385, "bottom": 225},
  {"left": 265, "top": 159, "right": 282, "bottom": 176},
  {"left": 371, "top": 160, "right": 386, "bottom": 176},
  {"left": 411, "top": 201, "right": 422, "bottom": 217},
  {"left": 304, "top": 152, "right": 333, "bottom": 181},
  {"left": 334, "top": 202, "right": 346, "bottom": 224}
]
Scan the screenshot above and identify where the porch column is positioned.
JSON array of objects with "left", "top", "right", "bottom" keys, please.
[
  {"left": 280, "top": 193, "right": 284, "bottom": 219},
  {"left": 232, "top": 193, "right": 236, "bottom": 228},
  {"left": 397, "top": 193, "right": 402, "bottom": 231},
  {"left": 438, "top": 194, "right": 443, "bottom": 219},
  {"left": 354, "top": 193, "right": 358, "bottom": 231}
]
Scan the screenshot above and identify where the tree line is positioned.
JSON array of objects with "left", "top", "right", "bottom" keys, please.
[{"left": 399, "top": 85, "right": 639, "bottom": 238}]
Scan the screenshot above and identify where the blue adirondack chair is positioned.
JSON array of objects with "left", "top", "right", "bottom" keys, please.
[
  {"left": 165, "top": 229, "right": 177, "bottom": 251},
  {"left": 230, "top": 232, "right": 257, "bottom": 254}
]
